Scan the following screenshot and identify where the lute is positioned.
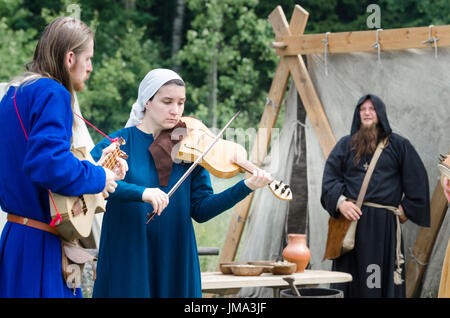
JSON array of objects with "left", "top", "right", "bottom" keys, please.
[{"left": 49, "top": 137, "right": 128, "bottom": 241}]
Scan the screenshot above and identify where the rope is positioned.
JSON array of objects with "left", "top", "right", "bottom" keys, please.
[
  {"left": 359, "top": 201, "right": 405, "bottom": 285},
  {"left": 423, "top": 25, "right": 439, "bottom": 59},
  {"left": 408, "top": 247, "right": 428, "bottom": 266},
  {"left": 322, "top": 32, "right": 331, "bottom": 76},
  {"left": 408, "top": 246, "right": 428, "bottom": 286},
  {"left": 265, "top": 97, "right": 279, "bottom": 117},
  {"left": 372, "top": 29, "right": 383, "bottom": 64},
  {"left": 73, "top": 112, "right": 117, "bottom": 143},
  {"left": 293, "top": 120, "right": 306, "bottom": 165}
]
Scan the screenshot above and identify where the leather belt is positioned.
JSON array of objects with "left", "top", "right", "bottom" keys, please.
[{"left": 7, "top": 213, "right": 60, "bottom": 236}]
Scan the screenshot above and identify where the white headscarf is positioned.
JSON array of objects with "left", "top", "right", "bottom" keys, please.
[{"left": 125, "top": 68, "right": 184, "bottom": 128}]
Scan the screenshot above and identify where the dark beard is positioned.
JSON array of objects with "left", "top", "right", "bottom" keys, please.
[{"left": 350, "top": 123, "right": 381, "bottom": 166}]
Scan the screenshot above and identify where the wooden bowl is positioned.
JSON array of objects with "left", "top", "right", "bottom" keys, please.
[
  {"left": 219, "top": 262, "right": 247, "bottom": 274},
  {"left": 230, "top": 264, "right": 264, "bottom": 276},
  {"left": 248, "top": 261, "right": 275, "bottom": 273},
  {"left": 272, "top": 262, "right": 297, "bottom": 275}
]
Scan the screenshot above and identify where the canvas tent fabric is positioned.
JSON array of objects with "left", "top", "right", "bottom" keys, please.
[
  {"left": 306, "top": 48, "right": 449, "bottom": 298},
  {"left": 238, "top": 48, "right": 449, "bottom": 297},
  {"left": 238, "top": 82, "right": 303, "bottom": 297}
]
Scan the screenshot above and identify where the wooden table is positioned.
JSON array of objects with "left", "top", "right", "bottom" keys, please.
[{"left": 201, "top": 270, "right": 352, "bottom": 297}]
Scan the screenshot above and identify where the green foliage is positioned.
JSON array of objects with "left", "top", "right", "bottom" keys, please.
[
  {"left": 1, "top": 0, "right": 449, "bottom": 141},
  {"left": 2, "top": 0, "right": 450, "bottom": 135},
  {"left": 78, "top": 23, "right": 161, "bottom": 143},
  {"left": 0, "top": 0, "right": 36, "bottom": 82},
  {"left": 176, "top": 0, "right": 277, "bottom": 130}
]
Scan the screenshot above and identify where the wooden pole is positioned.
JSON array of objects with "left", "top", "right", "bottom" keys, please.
[
  {"left": 405, "top": 181, "right": 448, "bottom": 298},
  {"left": 271, "top": 5, "right": 336, "bottom": 158},
  {"left": 273, "top": 25, "right": 450, "bottom": 56},
  {"left": 218, "top": 5, "right": 309, "bottom": 265},
  {"left": 218, "top": 4, "right": 336, "bottom": 265}
]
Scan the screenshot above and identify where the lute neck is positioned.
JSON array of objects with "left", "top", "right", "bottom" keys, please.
[
  {"left": 100, "top": 139, "right": 128, "bottom": 170},
  {"left": 101, "top": 147, "right": 121, "bottom": 170}
]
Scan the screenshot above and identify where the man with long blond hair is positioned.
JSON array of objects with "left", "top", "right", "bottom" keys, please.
[
  {"left": 321, "top": 94, "right": 430, "bottom": 297},
  {"left": 0, "top": 17, "right": 127, "bottom": 297}
]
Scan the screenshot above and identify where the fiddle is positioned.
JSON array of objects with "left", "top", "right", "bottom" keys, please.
[
  {"left": 146, "top": 113, "right": 292, "bottom": 224},
  {"left": 176, "top": 116, "right": 293, "bottom": 201},
  {"left": 146, "top": 111, "right": 240, "bottom": 223}
]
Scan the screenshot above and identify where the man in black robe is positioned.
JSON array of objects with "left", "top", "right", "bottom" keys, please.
[{"left": 321, "top": 94, "right": 430, "bottom": 297}]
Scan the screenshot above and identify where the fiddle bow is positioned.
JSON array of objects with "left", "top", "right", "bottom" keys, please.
[{"left": 145, "top": 111, "right": 241, "bottom": 223}]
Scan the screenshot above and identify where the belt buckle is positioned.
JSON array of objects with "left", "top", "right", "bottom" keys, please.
[{"left": 23, "top": 217, "right": 29, "bottom": 225}]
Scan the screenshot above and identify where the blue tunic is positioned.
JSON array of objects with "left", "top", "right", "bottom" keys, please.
[
  {"left": 91, "top": 126, "right": 253, "bottom": 298},
  {"left": 0, "top": 78, "right": 106, "bottom": 297}
]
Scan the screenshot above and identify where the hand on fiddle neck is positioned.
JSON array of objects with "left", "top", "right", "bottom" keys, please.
[{"left": 244, "top": 168, "right": 272, "bottom": 191}]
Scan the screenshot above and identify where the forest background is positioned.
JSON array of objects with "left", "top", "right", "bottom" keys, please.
[
  {"left": 2, "top": 0, "right": 449, "bottom": 137},
  {"left": 1, "top": 0, "right": 450, "bottom": 276}
]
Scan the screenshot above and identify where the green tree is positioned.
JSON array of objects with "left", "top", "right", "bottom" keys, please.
[
  {"left": 3, "top": 0, "right": 450, "bottom": 136},
  {"left": 175, "top": 0, "right": 278, "bottom": 130},
  {"left": 78, "top": 23, "right": 161, "bottom": 143},
  {"left": 0, "top": 0, "right": 36, "bottom": 82}
]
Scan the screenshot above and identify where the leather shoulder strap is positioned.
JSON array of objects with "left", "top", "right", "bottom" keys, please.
[{"left": 356, "top": 137, "right": 388, "bottom": 208}]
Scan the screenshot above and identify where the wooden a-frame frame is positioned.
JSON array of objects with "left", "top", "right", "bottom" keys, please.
[{"left": 218, "top": 4, "right": 448, "bottom": 298}]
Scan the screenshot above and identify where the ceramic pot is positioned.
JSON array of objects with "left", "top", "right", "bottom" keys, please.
[{"left": 282, "top": 234, "right": 310, "bottom": 272}]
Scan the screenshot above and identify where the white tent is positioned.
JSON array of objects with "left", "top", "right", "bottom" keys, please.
[{"left": 237, "top": 48, "right": 449, "bottom": 298}]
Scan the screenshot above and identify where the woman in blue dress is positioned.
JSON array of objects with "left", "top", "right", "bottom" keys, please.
[
  {"left": 92, "top": 69, "right": 272, "bottom": 297},
  {"left": 0, "top": 17, "right": 127, "bottom": 298}
]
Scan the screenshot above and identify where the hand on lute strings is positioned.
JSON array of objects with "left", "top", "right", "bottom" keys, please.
[
  {"left": 98, "top": 143, "right": 129, "bottom": 198},
  {"left": 102, "top": 168, "right": 117, "bottom": 198},
  {"left": 97, "top": 142, "right": 129, "bottom": 181}
]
